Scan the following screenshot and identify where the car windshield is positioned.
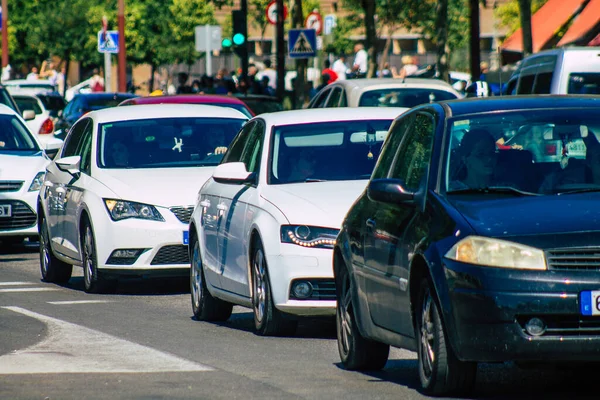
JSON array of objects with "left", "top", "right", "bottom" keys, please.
[
  {"left": 358, "top": 88, "right": 458, "bottom": 108},
  {"left": 568, "top": 73, "right": 600, "bottom": 95},
  {"left": 98, "top": 117, "right": 245, "bottom": 169},
  {"left": 0, "top": 114, "right": 39, "bottom": 151},
  {"left": 446, "top": 109, "right": 600, "bottom": 196},
  {"left": 270, "top": 119, "right": 393, "bottom": 184}
]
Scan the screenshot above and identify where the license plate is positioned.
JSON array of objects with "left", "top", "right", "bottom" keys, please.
[
  {"left": 580, "top": 291, "right": 600, "bottom": 315},
  {"left": 182, "top": 230, "right": 189, "bottom": 245},
  {"left": 0, "top": 205, "right": 11, "bottom": 217}
]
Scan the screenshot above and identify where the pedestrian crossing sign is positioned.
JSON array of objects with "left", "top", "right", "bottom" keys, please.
[
  {"left": 97, "top": 30, "right": 119, "bottom": 54},
  {"left": 288, "top": 29, "right": 316, "bottom": 59}
]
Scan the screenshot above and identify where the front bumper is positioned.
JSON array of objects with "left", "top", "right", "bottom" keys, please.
[
  {"left": 0, "top": 189, "right": 39, "bottom": 237},
  {"left": 265, "top": 245, "right": 336, "bottom": 317},
  {"left": 445, "top": 259, "right": 600, "bottom": 362}
]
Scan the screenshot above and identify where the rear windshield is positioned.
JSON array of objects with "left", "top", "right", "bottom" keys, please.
[
  {"left": 14, "top": 96, "right": 42, "bottom": 114},
  {"left": 85, "top": 96, "right": 136, "bottom": 111},
  {"left": 38, "top": 95, "right": 66, "bottom": 116},
  {"left": 359, "top": 88, "right": 458, "bottom": 108},
  {"left": 568, "top": 73, "right": 600, "bottom": 95}
]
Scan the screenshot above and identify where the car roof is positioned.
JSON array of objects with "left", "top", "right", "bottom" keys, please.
[
  {"left": 330, "top": 78, "right": 458, "bottom": 91},
  {"left": 255, "top": 107, "right": 407, "bottom": 126},
  {"left": 528, "top": 46, "right": 600, "bottom": 56},
  {"left": 120, "top": 94, "right": 248, "bottom": 106},
  {"left": 87, "top": 103, "right": 249, "bottom": 124},
  {"left": 4, "top": 79, "right": 55, "bottom": 86},
  {"left": 442, "top": 95, "right": 600, "bottom": 117}
]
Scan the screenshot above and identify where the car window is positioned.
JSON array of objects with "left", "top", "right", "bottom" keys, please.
[
  {"left": 14, "top": 97, "right": 42, "bottom": 114},
  {"left": 0, "top": 88, "right": 19, "bottom": 113},
  {"left": 311, "top": 89, "right": 330, "bottom": 108},
  {"left": 38, "top": 95, "right": 66, "bottom": 117},
  {"left": 326, "top": 87, "right": 342, "bottom": 108},
  {"left": 339, "top": 90, "right": 348, "bottom": 107},
  {"left": 76, "top": 122, "right": 94, "bottom": 175},
  {"left": 240, "top": 121, "right": 264, "bottom": 174},
  {"left": 371, "top": 114, "right": 414, "bottom": 180},
  {"left": 568, "top": 73, "right": 600, "bottom": 95},
  {"left": 389, "top": 113, "right": 435, "bottom": 190},
  {"left": 358, "top": 88, "right": 457, "bottom": 108},
  {"left": 222, "top": 121, "right": 255, "bottom": 164},
  {"left": 0, "top": 115, "right": 39, "bottom": 151},
  {"left": 533, "top": 72, "right": 553, "bottom": 94},
  {"left": 517, "top": 73, "right": 535, "bottom": 94},
  {"left": 62, "top": 118, "right": 91, "bottom": 158}
]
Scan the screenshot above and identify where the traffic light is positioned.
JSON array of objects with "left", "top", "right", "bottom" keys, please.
[
  {"left": 232, "top": 10, "right": 248, "bottom": 62},
  {"left": 221, "top": 38, "right": 233, "bottom": 50}
]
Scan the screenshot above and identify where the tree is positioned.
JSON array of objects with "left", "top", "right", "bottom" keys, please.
[
  {"left": 517, "top": 0, "right": 533, "bottom": 55},
  {"left": 249, "top": 0, "right": 271, "bottom": 47},
  {"left": 496, "top": 0, "right": 548, "bottom": 56},
  {"left": 169, "top": 0, "right": 218, "bottom": 66}
]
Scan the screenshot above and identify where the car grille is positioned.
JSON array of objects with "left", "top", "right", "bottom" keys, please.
[
  {"left": 170, "top": 206, "right": 194, "bottom": 224},
  {"left": 289, "top": 279, "right": 336, "bottom": 301},
  {"left": 0, "top": 200, "right": 36, "bottom": 230},
  {"left": 150, "top": 245, "right": 189, "bottom": 265},
  {"left": 0, "top": 181, "right": 24, "bottom": 192},
  {"left": 518, "top": 315, "right": 600, "bottom": 337},
  {"left": 546, "top": 248, "right": 600, "bottom": 271}
]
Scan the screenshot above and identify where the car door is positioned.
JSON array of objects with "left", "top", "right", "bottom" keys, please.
[
  {"left": 200, "top": 121, "right": 256, "bottom": 289},
  {"left": 218, "top": 120, "right": 265, "bottom": 296},
  {"left": 363, "top": 111, "right": 436, "bottom": 336},
  {"left": 43, "top": 118, "right": 90, "bottom": 258},
  {"left": 62, "top": 119, "right": 94, "bottom": 261}
]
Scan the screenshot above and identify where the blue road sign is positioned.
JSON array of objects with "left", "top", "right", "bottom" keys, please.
[
  {"left": 288, "top": 29, "right": 316, "bottom": 59},
  {"left": 97, "top": 30, "right": 119, "bottom": 54}
]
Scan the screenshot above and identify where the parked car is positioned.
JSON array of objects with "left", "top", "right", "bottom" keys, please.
[
  {"left": 188, "top": 107, "right": 407, "bottom": 336},
  {"left": 235, "top": 94, "right": 284, "bottom": 115},
  {"left": 3, "top": 79, "right": 58, "bottom": 95},
  {"left": 504, "top": 47, "right": 600, "bottom": 95},
  {"left": 0, "top": 84, "right": 22, "bottom": 114},
  {"left": 333, "top": 96, "right": 600, "bottom": 395},
  {"left": 12, "top": 93, "right": 57, "bottom": 145},
  {"left": 39, "top": 104, "right": 248, "bottom": 293},
  {"left": 307, "top": 78, "right": 461, "bottom": 109},
  {"left": 0, "top": 104, "right": 62, "bottom": 246},
  {"left": 118, "top": 94, "right": 255, "bottom": 118},
  {"left": 55, "top": 92, "right": 138, "bottom": 139},
  {"left": 65, "top": 78, "right": 93, "bottom": 102}
]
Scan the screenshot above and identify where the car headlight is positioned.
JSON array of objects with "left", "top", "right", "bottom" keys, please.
[
  {"left": 28, "top": 172, "right": 46, "bottom": 192},
  {"left": 445, "top": 236, "right": 546, "bottom": 270},
  {"left": 280, "top": 225, "right": 339, "bottom": 249},
  {"left": 103, "top": 199, "right": 164, "bottom": 222}
]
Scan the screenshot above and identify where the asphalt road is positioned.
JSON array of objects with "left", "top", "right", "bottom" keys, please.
[{"left": 1, "top": 240, "right": 599, "bottom": 400}]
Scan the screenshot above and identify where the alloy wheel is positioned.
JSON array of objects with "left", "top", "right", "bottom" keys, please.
[
  {"left": 253, "top": 249, "right": 267, "bottom": 324},
  {"left": 420, "top": 288, "right": 436, "bottom": 379},
  {"left": 40, "top": 223, "right": 50, "bottom": 277},
  {"left": 83, "top": 226, "right": 94, "bottom": 288},
  {"left": 191, "top": 241, "right": 203, "bottom": 311},
  {"left": 338, "top": 272, "right": 353, "bottom": 357}
]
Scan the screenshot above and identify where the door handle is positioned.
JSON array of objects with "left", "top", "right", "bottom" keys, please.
[
  {"left": 366, "top": 218, "right": 376, "bottom": 230},
  {"left": 216, "top": 203, "right": 227, "bottom": 211},
  {"left": 199, "top": 200, "right": 210, "bottom": 208}
]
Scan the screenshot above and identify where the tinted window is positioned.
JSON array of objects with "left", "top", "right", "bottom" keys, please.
[
  {"left": 62, "top": 119, "right": 90, "bottom": 157},
  {"left": 568, "top": 73, "right": 600, "bottom": 95},
  {"left": 533, "top": 72, "right": 553, "bottom": 94},
  {"left": 326, "top": 88, "right": 342, "bottom": 107},
  {"left": 240, "top": 121, "right": 264, "bottom": 173},
  {"left": 270, "top": 119, "right": 394, "bottom": 184},
  {"left": 311, "top": 89, "right": 330, "bottom": 108},
  {"left": 222, "top": 121, "right": 254, "bottom": 164},
  {"left": 77, "top": 124, "right": 94, "bottom": 175},
  {"left": 14, "top": 96, "right": 42, "bottom": 114},
  {"left": 371, "top": 115, "right": 414, "bottom": 180},
  {"left": 517, "top": 74, "right": 535, "bottom": 94},
  {"left": 82, "top": 95, "right": 137, "bottom": 112},
  {"left": 98, "top": 117, "right": 245, "bottom": 169},
  {"left": 37, "top": 95, "right": 66, "bottom": 117},
  {"left": 358, "top": 88, "right": 458, "bottom": 108},
  {"left": 0, "top": 115, "right": 39, "bottom": 151}
]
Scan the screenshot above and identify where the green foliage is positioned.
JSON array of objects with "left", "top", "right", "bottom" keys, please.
[
  {"left": 325, "top": 15, "right": 362, "bottom": 55},
  {"left": 495, "top": 0, "right": 549, "bottom": 36},
  {"left": 249, "top": 0, "right": 271, "bottom": 39}
]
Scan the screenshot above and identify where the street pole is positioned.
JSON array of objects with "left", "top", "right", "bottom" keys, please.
[
  {"left": 240, "top": 0, "right": 248, "bottom": 79},
  {"left": 1, "top": 0, "right": 8, "bottom": 69},
  {"left": 118, "top": 0, "right": 127, "bottom": 92},
  {"left": 275, "top": 0, "right": 285, "bottom": 101},
  {"left": 205, "top": 25, "right": 212, "bottom": 76},
  {"left": 102, "top": 16, "right": 112, "bottom": 92},
  {"left": 469, "top": 0, "right": 481, "bottom": 81}
]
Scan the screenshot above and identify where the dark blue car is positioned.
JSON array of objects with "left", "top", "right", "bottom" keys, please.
[{"left": 334, "top": 96, "right": 600, "bottom": 396}]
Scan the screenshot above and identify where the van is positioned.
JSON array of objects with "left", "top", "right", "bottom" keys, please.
[{"left": 504, "top": 47, "right": 600, "bottom": 95}]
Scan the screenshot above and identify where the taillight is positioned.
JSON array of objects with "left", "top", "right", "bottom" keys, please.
[
  {"left": 39, "top": 118, "right": 54, "bottom": 135},
  {"left": 545, "top": 144, "right": 558, "bottom": 155}
]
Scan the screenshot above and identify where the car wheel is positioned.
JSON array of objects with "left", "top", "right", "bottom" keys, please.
[
  {"left": 190, "top": 236, "right": 232, "bottom": 321},
  {"left": 416, "top": 278, "right": 476, "bottom": 396},
  {"left": 336, "top": 262, "right": 389, "bottom": 370},
  {"left": 82, "top": 220, "right": 115, "bottom": 294},
  {"left": 252, "top": 239, "right": 297, "bottom": 336},
  {"left": 39, "top": 216, "right": 72, "bottom": 283}
]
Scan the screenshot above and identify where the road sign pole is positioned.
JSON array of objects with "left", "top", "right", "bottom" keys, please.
[
  {"left": 205, "top": 25, "right": 212, "bottom": 77},
  {"left": 2, "top": 0, "right": 8, "bottom": 69},
  {"left": 117, "top": 0, "right": 127, "bottom": 92},
  {"left": 104, "top": 52, "right": 112, "bottom": 92}
]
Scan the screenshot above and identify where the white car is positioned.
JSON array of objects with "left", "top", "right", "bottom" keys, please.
[
  {"left": 4, "top": 79, "right": 58, "bottom": 95},
  {"left": 0, "top": 104, "right": 62, "bottom": 245},
  {"left": 39, "top": 104, "right": 248, "bottom": 293},
  {"left": 12, "top": 93, "right": 57, "bottom": 145},
  {"left": 65, "top": 78, "right": 93, "bottom": 102},
  {"left": 189, "top": 107, "right": 407, "bottom": 336}
]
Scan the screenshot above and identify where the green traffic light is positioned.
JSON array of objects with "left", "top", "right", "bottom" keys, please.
[
  {"left": 222, "top": 38, "right": 233, "bottom": 48},
  {"left": 232, "top": 33, "right": 245, "bottom": 46}
]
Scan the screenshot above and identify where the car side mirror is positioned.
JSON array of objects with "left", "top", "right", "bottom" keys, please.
[
  {"left": 23, "top": 110, "right": 36, "bottom": 121},
  {"left": 213, "top": 162, "right": 255, "bottom": 185},
  {"left": 44, "top": 138, "right": 63, "bottom": 159},
  {"left": 55, "top": 155, "right": 81, "bottom": 176},
  {"left": 367, "top": 178, "right": 415, "bottom": 205}
]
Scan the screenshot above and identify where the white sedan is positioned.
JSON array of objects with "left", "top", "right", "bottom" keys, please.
[
  {"left": 189, "top": 107, "right": 407, "bottom": 336},
  {"left": 0, "top": 104, "right": 62, "bottom": 245},
  {"left": 39, "top": 104, "right": 248, "bottom": 293}
]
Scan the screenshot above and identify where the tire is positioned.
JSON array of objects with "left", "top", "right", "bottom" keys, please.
[
  {"left": 252, "top": 239, "right": 297, "bottom": 336},
  {"left": 336, "top": 262, "right": 389, "bottom": 370},
  {"left": 416, "top": 278, "right": 476, "bottom": 396},
  {"left": 39, "top": 216, "right": 72, "bottom": 284},
  {"left": 82, "top": 219, "right": 115, "bottom": 294},
  {"left": 190, "top": 236, "right": 232, "bottom": 321}
]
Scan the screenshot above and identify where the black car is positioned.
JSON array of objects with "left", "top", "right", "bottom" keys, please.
[
  {"left": 334, "top": 96, "right": 600, "bottom": 396},
  {"left": 54, "top": 92, "right": 137, "bottom": 139},
  {"left": 235, "top": 94, "right": 283, "bottom": 115}
]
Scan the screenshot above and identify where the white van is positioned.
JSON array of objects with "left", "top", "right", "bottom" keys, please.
[{"left": 504, "top": 47, "right": 600, "bottom": 95}]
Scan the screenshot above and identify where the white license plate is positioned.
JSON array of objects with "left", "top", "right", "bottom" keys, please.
[
  {"left": 0, "top": 205, "right": 11, "bottom": 217},
  {"left": 581, "top": 290, "right": 600, "bottom": 315}
]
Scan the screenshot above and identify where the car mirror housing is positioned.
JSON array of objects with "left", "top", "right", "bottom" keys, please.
[
  {"left": 213, "top": 162, "right": 254, "bottom": 185},
  {"left": 55, "top": 155, "right": 82, "bottom": 176},
  {"left": 23, "top": 110, "right": 36, "bottom": 121},
  {"left": 367, "top": 178, "right": 415, "bottom": 205}
]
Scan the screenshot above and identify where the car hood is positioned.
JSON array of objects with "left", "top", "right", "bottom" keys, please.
[
  {"left": 99, "top": 167, "right": 215, "bottom": 207},
  {"left": 452, "top": 193, "right": 600, "bottom": 238},
  {"left": 261, "top": 180, "right": 367, "bottom": 227},
  {"left": 0, "top": 152, "right": 48, "bottom": 181}
]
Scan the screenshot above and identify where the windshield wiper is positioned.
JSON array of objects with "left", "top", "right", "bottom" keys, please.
[
  {"left": 447, "top": 186, "right": 541, "bottom": 196},
  {"left": 305, "top": 178, "right": 328, "bottom": 183}
]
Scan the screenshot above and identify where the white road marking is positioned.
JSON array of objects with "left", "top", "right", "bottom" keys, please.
[
  {"left": 0, "top": 306, "right": 213, "bottom": 374},
  {"left": 0, "top": 282, "right": 36, "bottom": 286},
  {"left": 47, "top": 300, "right": 112, "bottom": 305},
  {"left": 0, "top": 288, "right": 60, "bottom": 293}
]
